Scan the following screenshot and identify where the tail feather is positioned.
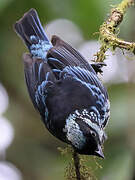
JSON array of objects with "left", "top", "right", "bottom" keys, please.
[
  {"left": 14, "top": 9, "right": 52, "bottom": 58},
  {"left": 28, "top": 9, "right": 49, "bottom": 41}
]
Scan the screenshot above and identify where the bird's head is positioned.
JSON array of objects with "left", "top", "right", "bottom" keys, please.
[{"left": 63, "top": 108, "right": 107, "bottom": 158}]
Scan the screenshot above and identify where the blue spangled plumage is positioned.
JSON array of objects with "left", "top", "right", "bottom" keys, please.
[
  {"left": 59, "top": 65, "right": 109, "bottom": 126},
  {"left": 30, "top": 36, "right": 52, "bottom": 59},
  {"left": 14, "top": 9, "right": 52, "bottom": 60},
  {"left": 14, "top": 8, "right": 110, "bottom": 158}
]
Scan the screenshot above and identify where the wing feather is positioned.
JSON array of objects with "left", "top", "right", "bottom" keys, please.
[
  {"left": 23, "top": 53, "right": 55, "bottom": 113},
  {"left": 46, "top": 35, "right": 108, "bottom": 101},
  {"left": 47, "top": 35, "right": 95, "bottom": 73}
]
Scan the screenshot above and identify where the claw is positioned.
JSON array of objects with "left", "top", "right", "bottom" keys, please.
[{"left": 91, "top": 62, "right": 106, "bottom": 74}]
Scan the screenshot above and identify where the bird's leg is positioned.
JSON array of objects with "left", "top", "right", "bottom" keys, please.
[{"left": 91, "top": 62, "right": 106, "bottom": 74}]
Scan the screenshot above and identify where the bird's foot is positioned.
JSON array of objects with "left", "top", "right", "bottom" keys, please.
[{"left": 91, "top": 62, "right": 106, "bottom": 74}]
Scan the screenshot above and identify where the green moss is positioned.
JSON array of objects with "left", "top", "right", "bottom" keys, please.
[
  {"left": 95, "top": 0, "right": 135, "bottom": 62},
  {"left": 58, "top": 146, "right": 98, "bottom": 180}
]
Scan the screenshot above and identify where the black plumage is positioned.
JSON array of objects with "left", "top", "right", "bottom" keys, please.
[{"left": 14, "top": 9, "right": 110, "bottom": 158}]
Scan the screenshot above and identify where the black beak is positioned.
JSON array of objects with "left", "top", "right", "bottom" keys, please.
[{"left": 94, "top": 145, "right": 105, "bottom": 159}]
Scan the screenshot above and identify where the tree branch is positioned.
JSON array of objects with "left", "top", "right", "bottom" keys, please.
[
  {"left": 73, "top": 150, "right": 81, "bottom": 180},
  {"left": 95, "top": 0, "right": 135, "bottom": 62}
]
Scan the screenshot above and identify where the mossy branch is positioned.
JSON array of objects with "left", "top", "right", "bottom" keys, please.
[
  {"left": 73, "top": 151, "right": 81, "bottom": 180},
  {"left": 58, "top": 146, "right": 97, "bottom": 180},
  {"left": 95, "top": 0, "right": 135, "bottom": 62}
]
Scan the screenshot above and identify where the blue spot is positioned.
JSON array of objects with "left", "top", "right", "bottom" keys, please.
[{"left": 30, "top": 35, "right": 52, "bottom": 59}]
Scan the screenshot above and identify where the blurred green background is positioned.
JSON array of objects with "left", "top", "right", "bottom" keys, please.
[{"left": 0, "top": 0, "right": 135, "bottom": 179}]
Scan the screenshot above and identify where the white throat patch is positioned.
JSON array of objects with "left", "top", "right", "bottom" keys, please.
[{"left": 63, "top": 113, "right": 86, "bottom": 149}]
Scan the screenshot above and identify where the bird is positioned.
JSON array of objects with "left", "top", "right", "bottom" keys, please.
[{"left": 14, "top": 9, "right": 110, "bottom": 158}]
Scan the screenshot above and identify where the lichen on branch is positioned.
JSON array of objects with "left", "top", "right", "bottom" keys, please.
[
  {"left": 95, "top": 0, "right": 135, "bottom": 62},
  {"left": 58, "top": 146, "right": 97, "bottom": 180}
]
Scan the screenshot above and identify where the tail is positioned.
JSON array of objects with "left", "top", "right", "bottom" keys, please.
[{"left": 14, "top": 9, "right": 52, "bottom": 59}]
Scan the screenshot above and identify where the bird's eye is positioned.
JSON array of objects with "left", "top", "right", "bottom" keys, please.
[{"left": 91, "top": 131, "right": 96, "bottom": 137}]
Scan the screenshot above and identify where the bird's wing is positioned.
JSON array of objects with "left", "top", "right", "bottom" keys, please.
[
  {"left": 61, "top": 66, "right": 110, "bottom": 129},
  {"left": 47, "top": 35, "right": 95, "bottom": 73},
  {"left": 46, "top": 36, "right": 110, "bottom": 128},
  {"left": 47, "top": 36, "right": 107, "bottom": 98},
  {"left": 23, "top": 53, "right": 55, "bottom": 118}
]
